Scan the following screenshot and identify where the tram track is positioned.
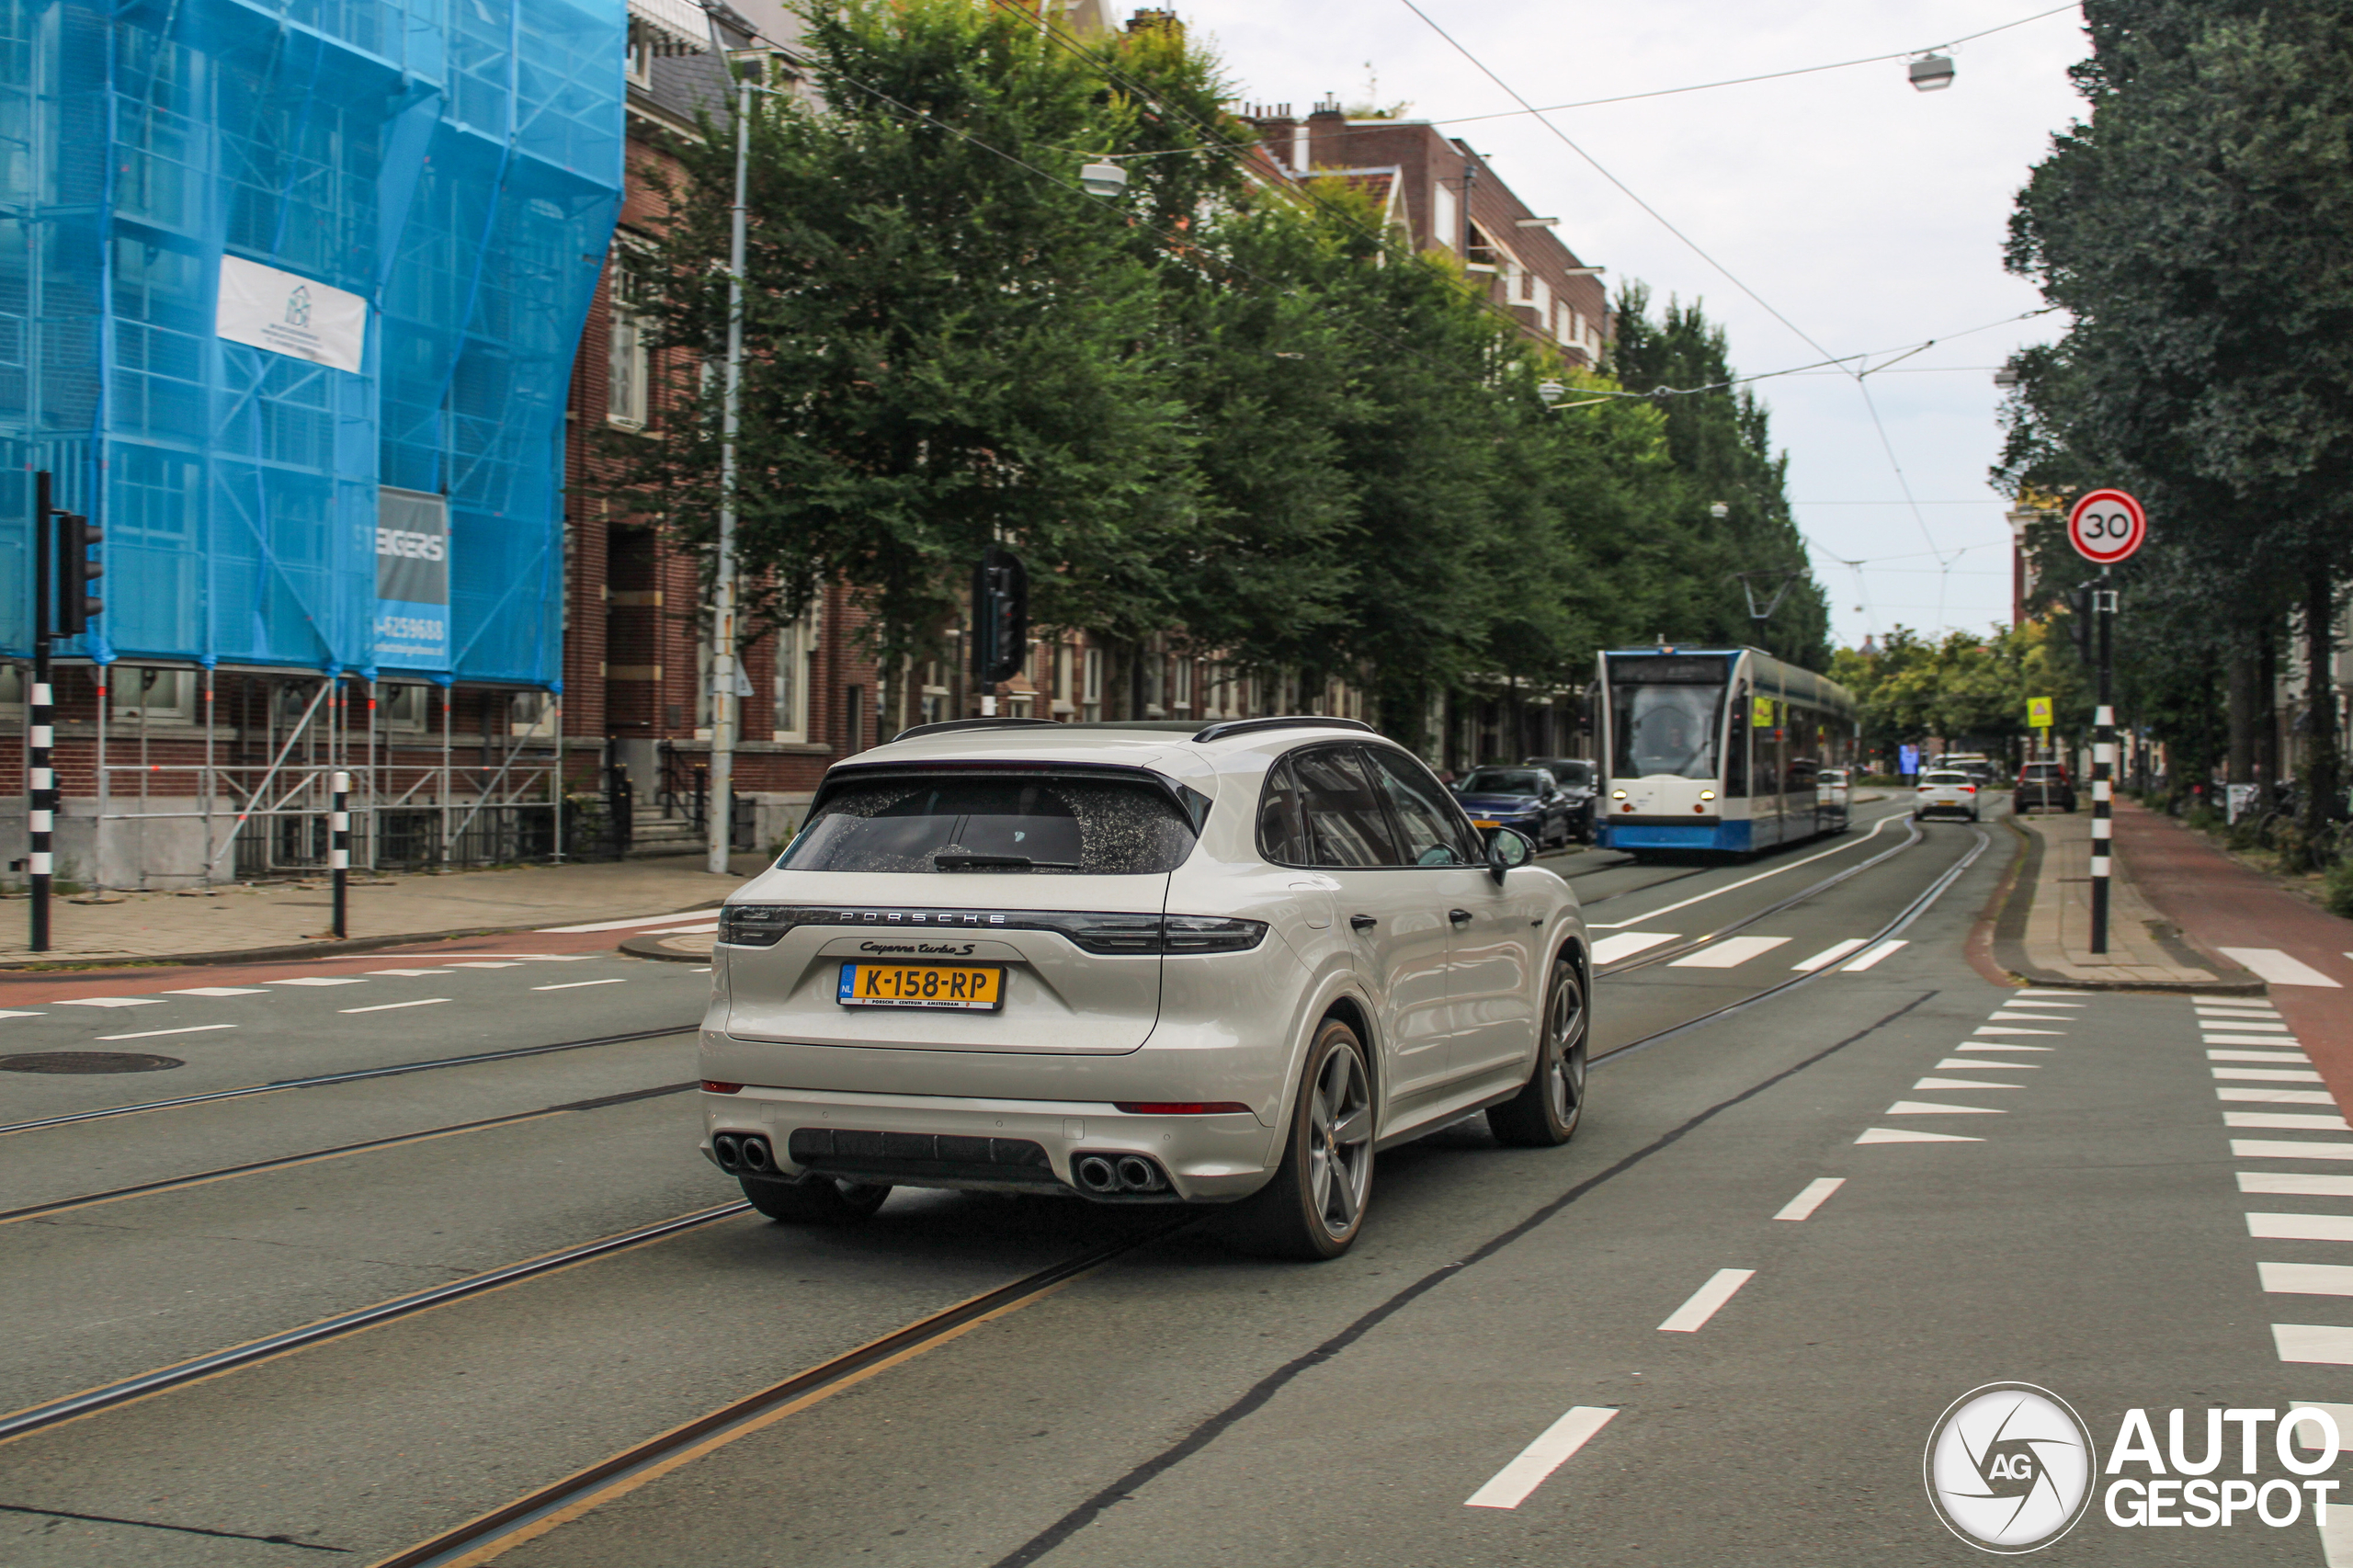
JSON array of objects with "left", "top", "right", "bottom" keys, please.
[{"left": 0, "top": 1022, "right": 699, "bottom": 1139}]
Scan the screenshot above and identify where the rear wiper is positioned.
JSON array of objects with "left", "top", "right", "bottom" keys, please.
[{"left": 932, "top": 853, "right": 1080, "bottom": 871}]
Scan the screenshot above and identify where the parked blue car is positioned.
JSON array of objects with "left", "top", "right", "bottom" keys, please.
[{"left": 1449, "top": 766, "right": 1579, "bottom": 850}]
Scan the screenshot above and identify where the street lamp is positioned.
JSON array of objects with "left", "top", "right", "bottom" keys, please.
[
  {"left": 1710, "top": 501, "right": 1731, "bottom": 521},
  {"left": 1078, "top": 161, "right": 1128, "bottom": 198},
  {"left": 1994, "top": 368, "right": 2020, "bottom": 390},
  {"left": 1537, "top": 379, "right": 1564, "bottom": 406},
  {"left": 1908, "top": 52, "right": 1956, "bottom": 91}
]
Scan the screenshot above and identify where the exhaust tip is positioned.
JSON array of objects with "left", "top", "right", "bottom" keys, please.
[
  {"left": 739, "top": 1135, "right": 773, "bottom": 1174},
  {"left": 712, "top": 1133, "right": 742, "bottom": 1171},
  {"left": 1116, "top": 1155, "right": 1163, "bottom": 1192},
  {"left": 1074, "top": 1154, "right": 1119, "bottom": 1193}
]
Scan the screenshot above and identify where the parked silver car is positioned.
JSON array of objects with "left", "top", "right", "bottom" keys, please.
[{"left": 700, "top": 717, "right": 1592, "bottom": 1259}]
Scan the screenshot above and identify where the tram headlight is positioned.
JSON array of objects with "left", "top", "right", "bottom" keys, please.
[
  {"left": 1610, "top": 790, "right": 1627, "bottom": 801},
  {"left": 1699, "top": 790, "right": 1716, "bottom": 801}
]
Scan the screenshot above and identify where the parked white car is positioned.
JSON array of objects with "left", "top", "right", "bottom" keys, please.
[
  {"left": 1914, "top": 767, "right": 1984, "bottom": 822},
  {"left": 700, "top": 717, "right": 1592, "bottom": 1259}
]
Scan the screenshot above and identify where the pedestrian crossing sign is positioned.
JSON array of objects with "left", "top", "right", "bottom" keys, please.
[{"left": 2028, "top": 696, "right": 2053, "bottom": 729}]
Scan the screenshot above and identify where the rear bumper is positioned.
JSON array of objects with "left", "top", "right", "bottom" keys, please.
[{"left": 700, "top": 1083, "right": 1279, "bottom": 1202}]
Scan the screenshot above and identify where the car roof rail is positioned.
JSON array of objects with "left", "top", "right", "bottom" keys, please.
[
  {"left": 888, "top": 717, "right": 1061, "bottom": 743},
  {"left": 1190, "top": 715, "right": 1377, "bottom": 744}
]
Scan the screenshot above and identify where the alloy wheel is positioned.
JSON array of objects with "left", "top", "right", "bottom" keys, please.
[{"left": 1307, "top": 1041, "right": 1373, "bottom": 1238}]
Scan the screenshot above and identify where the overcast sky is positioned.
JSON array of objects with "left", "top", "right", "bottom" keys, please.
[{"left": 1171, "top": 0, "right": 2090, "bottom": 651}]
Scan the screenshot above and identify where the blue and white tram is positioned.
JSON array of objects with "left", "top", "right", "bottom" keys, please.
[{"left": 1594, "top": 646, "right": 1859, "bottom": 855}]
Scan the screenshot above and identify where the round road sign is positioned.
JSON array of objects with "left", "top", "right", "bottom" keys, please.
[{"left": 2066, "top": 489, "right": 2145, "bottom": 564}]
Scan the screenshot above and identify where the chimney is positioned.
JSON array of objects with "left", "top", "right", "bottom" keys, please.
[{"left": 1306, "top": 96, "right": 1343, "bottom": 171}]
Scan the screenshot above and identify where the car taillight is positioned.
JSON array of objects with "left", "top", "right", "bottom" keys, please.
[
  {"left": 1961, "top": 785, "right": 1976, "bottom": 793},
  {"left": 1114, "top": 1101, "right": 1251, "bottom": 1115},
  {"left": 1917, "top": 785, "right": 1932, "bottom": 792},
  {"left": 719, "top": 905, "right": 801, "bottom": 946},
  {"left": 1159, "top": 915, "right": 1269, "bottom": 954}
]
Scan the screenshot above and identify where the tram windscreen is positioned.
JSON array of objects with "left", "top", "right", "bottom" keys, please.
[{"left": 1608, "top": 658, "right": 1727, "bottom": 781}]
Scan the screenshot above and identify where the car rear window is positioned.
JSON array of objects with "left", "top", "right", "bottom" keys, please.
[
  {"left": 1923, "top": 770, "right": 1971, "bottom": 784},
  {"left": 781, "top": 775, "right": 1197, "bottom": 875},
  {"left": 2021, "top": 765, "right": 2060, "bottom": 778}
]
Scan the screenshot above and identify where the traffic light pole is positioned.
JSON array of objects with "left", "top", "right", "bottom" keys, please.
[
  {"left": 27, "top": 472, "right": 53, "bottom": 952},
  {"left": 2089, "top": 572, "right": 2116, "bottom": 955}
]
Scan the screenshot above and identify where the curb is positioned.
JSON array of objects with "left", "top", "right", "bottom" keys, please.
[
  {"left": 1989, "top": 817, "right": 2264, "bottom": 995},
  {"left": 620, "top": 931, "right": 714, "bottom": 964},
  {"left": 0, "top": 903, "right": 726, "bottom": 975}
]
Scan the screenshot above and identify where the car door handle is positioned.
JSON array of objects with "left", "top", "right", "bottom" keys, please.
[
  {"left": 1449, "top": 908, "right": 1472, "bottom": 925},
  {"left": 1349, "top": 915, "right": 1379, "bottom": 931}
]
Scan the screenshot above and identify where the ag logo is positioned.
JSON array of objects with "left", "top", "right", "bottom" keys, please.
[
  {"left": 1924, "top": 1383, "right": 2094, "bottom": 1552},
  {"left": 286, "top": 285, "right": 312, "bottom": 327}
]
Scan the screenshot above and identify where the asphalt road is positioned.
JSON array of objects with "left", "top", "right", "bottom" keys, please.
[{"left": 5, "top": 799, "right": 2347, "bottom": 1565}]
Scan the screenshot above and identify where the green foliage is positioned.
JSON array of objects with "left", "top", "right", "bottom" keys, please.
[
  {"left": 2325, "top": 856, "right": 2353, "bottom": 919},
  {"left": 1831, "top": 621, "right": 2086, "bottom": 757},
  {"left": 606, "top": 0, "right": 1828, "bottom": 724}
]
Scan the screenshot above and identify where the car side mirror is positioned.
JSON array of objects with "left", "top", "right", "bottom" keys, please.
[{"left": 1483, "top": 825, "right": 1532, "bottom": 882}]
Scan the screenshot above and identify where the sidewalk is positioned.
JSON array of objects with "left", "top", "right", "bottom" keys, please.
[
  {"left": 1992, "top": 806, "right": 2261, "bottom": 992},
  {"left": 0, "top": 852, "right": 768, "bottom": 968}
]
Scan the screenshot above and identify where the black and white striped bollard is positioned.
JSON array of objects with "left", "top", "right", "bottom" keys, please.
[
  {"left": 28, "top": 676, "right": 52, "bottom": 953},
  {"left": 330, "top": 769, "right": 349, "bottom": 939},
  {"left": 2088, "top": 582, "right": 2116, "bottom": 955}
]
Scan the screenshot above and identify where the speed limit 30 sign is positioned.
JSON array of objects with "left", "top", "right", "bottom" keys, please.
[{"left": 2067, "top": 488, "right": 2146, "bottom": 564}]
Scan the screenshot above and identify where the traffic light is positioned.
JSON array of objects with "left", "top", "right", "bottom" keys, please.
[
  {"left": 2065, "top": 581, "right": 2094, "bottom": 662},
  {"left": 56, "top": 512, "right": 102, "bottom": 635},
  {"left": 971, "top": 546, "right": 1028, "bottom": 686}
]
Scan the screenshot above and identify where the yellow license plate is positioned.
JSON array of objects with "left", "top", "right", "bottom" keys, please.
[{"left": 836, "top": 961, "right": 1004, "bottom": 1011}]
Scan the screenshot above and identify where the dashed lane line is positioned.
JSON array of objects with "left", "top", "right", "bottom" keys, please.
[
  {"left": 1463, "top": 1406, "right": 1620, "bottom": 1510},
  {"left": 1771, "top": 1178, "right": 1845, "bottom": 1221},
  {"left": 341, "top": 999, "right": 452, "bottom": 1014},
  {"left": 1937, "top": 1057, "right": 2039, "bottom": 1070},
  {"left": 1884, "top": 1100, "right": 2006, "bottom": 1116},
  {"left": 1855, "top": 1127, "right": 1981, "bottom": 1144},
  {"left": 1915, "top": 1077, "right": 2022, "bottom": 1092},
  {"left": 534, "top": 980, "right": 628, "bottom": 992},
  {"left": 95, "top": 1024, "right": 238, "bottom": 1041},
  {"left": 50, "top": 997, "right": 164, "bottom": 1009},
  {"left": 1657, "top": 1269, "right": 1756, "bottom": 1333}
]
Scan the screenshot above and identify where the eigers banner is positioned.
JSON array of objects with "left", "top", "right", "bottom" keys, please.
[
  {"left": 1925, "top": 1384, "right": 2342, "bottom": 1552},
  {"left": 375, "top": 487, "right": 450, "bottom": 669}
]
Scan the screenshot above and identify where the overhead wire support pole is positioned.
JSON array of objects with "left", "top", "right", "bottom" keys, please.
[
  {"left": 707, "top": 20, "right": 750, "bottom": 879},
  {"left": 2089, "top": 571, "right": 2116, "bottom": 955}
]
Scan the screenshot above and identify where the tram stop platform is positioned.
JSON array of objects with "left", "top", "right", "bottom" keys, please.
[
  {"left": 0, "top": 852, "right": 766, "bottom": 970},
  {"left": 1992, "top": 801, "right": 2263, "bottom": 993}
]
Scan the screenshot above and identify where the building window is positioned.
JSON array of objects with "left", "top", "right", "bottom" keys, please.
[
  {"left": 510, "top": 691, "right": 558, "bottom": 737},
  {"left": 381, "top": 682, "right": 430, "bottom": 733},
  {"left": 772, "top": 614, "right": 812, "bottom": 743},
  {"left": 1172, "top": 656, "right": 1192, "bottom": 715},
  {"left": 626, "top": 20, "right": 654, "bottom": 87},
  {"left": 1434, "top": 183, "right": 1459, "bottom": 252},
  {"left": 111, "top": 666, "right": 198, "bottom": 724},
  {"left": 920, "top": 658, "right": 949, "bottom": 726},
  {"left": 1053, "top": 643, "right": 1074, "bottom": 716},
  {"left": 608, "top": 244, "right": 650, "bottom": 430},
  {"left": 0, "top": 664, "right": 22, "bottom": 713},
  {"left": 1081, "top": 646, "right": 1103, "bottom": 722}
]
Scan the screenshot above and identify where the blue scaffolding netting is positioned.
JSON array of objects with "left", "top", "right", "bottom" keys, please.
[{"left": 1, "top": 0, "right": 625, "bottom": 685}]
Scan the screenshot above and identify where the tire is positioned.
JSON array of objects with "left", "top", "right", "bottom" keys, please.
[
  {"left": 1488, "top": 954, "right": 1589, "bottom": 1147},
  {"left": 740, "top": 1173, "right": 891, "bottom": 1225},
  {"left": 1222, "top": 1017, "right": 1375, "bottom": 1260}
]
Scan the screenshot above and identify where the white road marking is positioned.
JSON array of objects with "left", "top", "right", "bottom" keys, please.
[
  {"left": 267, "top": 977, "right": 368, "bottom": 987},
  {"left": 436, "top": 953, "right": 597, "bottom": 960},
  {"left": 370, "top": 969, "right": 455, "bottom": 977},
  {"left": 2272, "top": 1324, "right": 2353, "bottom": 1365},
  {"left": 340, "top": 998, "right": 452, "bottom": 1014},
  {"left": 1938, "top": 1058, "right": 2040, "bottom": 1070},
  {"left": 1975, "top": 1026, "right": 2063, "bottom": 1037},
  {"left": 94, "top": 1023, "right": 237, "bottom": 1040},
  {"left": 2211, "top": 1049, "right": 2312, "bottom": 1062},
  {"left": 165, "top": 987, "right": 269, "bottom": 997},
  {"left": 1668, "top": 937, "right": 1790, "bottom": 969},
  {"left": 1772, "top": 1177, "right": 1846, "bottom": 1221},
  {"left": 2222, "top": 949, "right": 2342, "bottom": 988},
  {"left": 535, "top": 912, "right": 722, "bottom": 934},
  {"left": 1843, "top": 939, "right": 1906, "bottom": 971},
  {"left": 2228, "top": 1112, "right": 2353, "bottom": 1132},
  {"left": 1658, "top": 1269, "right": 1756, "bottom": 1333},
  {"left": 2245, "top": 1174, "right": 2353, "bottom": 1198},
  {"left": 2192, "top": 994, "right": 2275, "bottom": 1007},
  {"left": 1948, "top": 1041, "right": 2052, "bottom": 1052},
  {"left": 51, "top": 997, "right": 165, "bottom": 1009},
  {"left": 2206, "top": 1035, "right": 2310, "bottom": 1047},
  {"left": 533, "top": 979, "right": 627, "bottom": 991},
  {"left": 1856, "top": 1127, "right": 1982, "bottom": 1144},
  {"left": 1989, "top": 1011, "right": 2074, "bottom": 1022},
  {"left": 2220, "top": 1087, "right": 2339, "bottom": 1105},
  {"left": 2015, "top": 991, "right": 2087, "bottom": 1002},
  {"left": 2236, "top": 1141, "right": 2353, "bottom": 1162},
  {"left": 2195, "top": 1019, "right": 2290, "bottom": 1032},
  {"left": 0, "top": 1011, "right": 40, "bottom": 1020},
  {"left": 1584, "top": 815, "right": 1904, "bottom": 931},
  {"left": 2291, "top": 1401, "right": 2353, "bottom": 1447},
  {"left": 448, "top": 961, "right": 523, "bottom": 970},
  {"left": 1886, "top": 1100, "right": 2006, "bottom": 1115},
  {"left": 646, "top": 922, "right": 718, "bottom": 936},
  {"left": 1790, "top": 938, "right": 1868, "bottom": 972},
  {"left": 1591, "top": 932, "right": 1677, "bottom": 965},
  {"left": 1915, "top": 1077, "right": 2023, "bottom": 1091},
  {"left": 2260, "top": 1264, "right": 2353, "bottom": 1296},
  {"left": 2214, "top": 1066, "right": 2326, "bottom": 1082},
  {"left": 2200, "top": 1006, "right": 2282, "bottom": 1018},
  {"left": 1463, "top": 1406, "right": 1620, "bottom": 1510}
]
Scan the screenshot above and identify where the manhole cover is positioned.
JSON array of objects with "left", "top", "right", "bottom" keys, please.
[{"left": 0, "top": 1051, "right": 186, "bottom": 1074}]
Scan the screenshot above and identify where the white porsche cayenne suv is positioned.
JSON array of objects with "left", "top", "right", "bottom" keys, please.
[{"left": 699, "top": 716, "right": 1592, "bottom": 1259}]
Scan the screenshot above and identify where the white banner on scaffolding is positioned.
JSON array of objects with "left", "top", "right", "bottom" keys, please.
[{"left": 216, "top": 256, "right": 366, "bottom": 374}]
